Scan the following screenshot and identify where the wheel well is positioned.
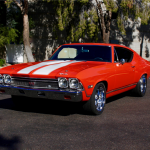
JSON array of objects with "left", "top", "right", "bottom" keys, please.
[
  {"left": 142, "top": 73, "right": 147, "bottom": 79},
  {"left": 100, "top": 81, "right": 108, "bottom": 91},
  {"left": 144, "top": 74, "right": 148, "bottom": 80}
]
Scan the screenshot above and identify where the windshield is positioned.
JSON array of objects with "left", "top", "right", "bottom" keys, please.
[{"left": 49, "top": 45, "right": 112, "bottom": 62}]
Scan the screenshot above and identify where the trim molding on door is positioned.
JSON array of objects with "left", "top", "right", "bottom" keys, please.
[{"left": 106, "top": 83, "right": 137, "bottom": 94}]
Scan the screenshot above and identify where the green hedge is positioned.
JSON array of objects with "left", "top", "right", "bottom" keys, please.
[{"left": 0, "top": 59, "right": 5, "bottom": 66}]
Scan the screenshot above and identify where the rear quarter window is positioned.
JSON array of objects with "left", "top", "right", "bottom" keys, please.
[{"left": 114, "top": 47, "right": 133, "bottom": 62}]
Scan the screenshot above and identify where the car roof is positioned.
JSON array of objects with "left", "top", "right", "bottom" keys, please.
[
  {"left": 62, "top": 43, "right": 120, "bottom": 46},
  {"left": 62, "top": 43, "right": 134, "bottom": 52}
]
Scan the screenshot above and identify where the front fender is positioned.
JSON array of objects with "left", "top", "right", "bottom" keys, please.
[{"left": 76, "top": 64, "right": 116, "bottom": 96}]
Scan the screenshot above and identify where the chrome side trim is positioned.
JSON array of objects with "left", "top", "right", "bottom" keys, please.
[{"left": 106, "top": 83, "right": 137, "bottom": 94}]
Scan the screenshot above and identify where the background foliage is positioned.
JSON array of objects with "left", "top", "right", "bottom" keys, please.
[
  {"left": 0, "top": 1, "right": 35, "bottom": 48},
  {"left": 0, "top": 3, "right": 18, "bottom": 49},
  {"left": 43, "top": 0, "right": 150, "bottom": 43},
  {"left": 44, "top": 0, "right": 100, "bottom": 42},
  {"left": 0, "top": 59, "right": 5, "bottom": 66},
  {"left": 103, "top": 0, "right": 150, "bottom": 35}
]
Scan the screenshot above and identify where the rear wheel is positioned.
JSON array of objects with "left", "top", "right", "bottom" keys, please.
[
  {"left": 132, "top": 74, "right": 147, "bottom": 97},
  {"left": 83, "top": 82, "right": 106, "bottom": 115}
]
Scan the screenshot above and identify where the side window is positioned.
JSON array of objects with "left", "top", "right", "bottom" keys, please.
[
  {"left": 114, "top": 47, "right": 119, "bottom": 62},
  {"left": 114, "top": 47, "right": 133, "bottom": 62}
]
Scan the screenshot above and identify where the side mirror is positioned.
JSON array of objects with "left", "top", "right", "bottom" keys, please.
[{"left": 120, "top": 59, "right": 125, "bottom": 65}]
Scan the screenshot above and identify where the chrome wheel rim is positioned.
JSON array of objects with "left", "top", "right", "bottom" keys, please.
[
  {"left": 95, "top": 86, "right": 105, "bottom": 111},
  {"left": 140, "top": 75, "right": 147, "bottom": 94}
]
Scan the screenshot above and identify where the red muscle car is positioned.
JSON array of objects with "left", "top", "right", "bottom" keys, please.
[{"left": 0, "top": 43, "right": 150, "bottom": 115}]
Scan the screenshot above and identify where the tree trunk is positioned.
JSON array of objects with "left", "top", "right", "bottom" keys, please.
[
  {"left": 96, "top": 0, "right": 112, "bottom": 43},
  {"left": 140, "top": 33, "right": 144, "bottom": 57},
  {"left": 23, "top": 0, "right": 34, "bottom": 62},
  {"left": 99, "top": 16, "right": 110, "bottom": 43},
  {"left": 104, "top": 11, "right": 112, "bottom": 43},
  {"left": 104, "top": 33, "right": 109, "bottom": 43},
  {"left": 23, "top": 14, "right": 34, "bottom": 62},
  {"left": 101, "top": 15, "right": 106, "bottom": 43}
]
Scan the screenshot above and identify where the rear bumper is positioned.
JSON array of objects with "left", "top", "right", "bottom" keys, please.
[{"left": 0, "top": 85, "right": 83, "bottom": 102}]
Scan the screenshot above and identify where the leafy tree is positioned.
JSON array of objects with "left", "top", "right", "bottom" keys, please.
[
  {"left": 5, "top": 0, "right": 149, "bottom": 62},
  {"left": 0, "top": 2, "right": 19, "bottom": 50},
  {"left": 95, "top": 0, "right": 150, "bottom": 43},
  {"left": 5, "top": 0, "right": 35, "bottom": 62},
  {"left": 0, "top": 1, "right": 6, "bottom": 26},
  {"left": 0, "top": 26, "right": 18, "bottom": 48},
  {"left": 44, "top": 0, "right": 150, "bottom": 44},
  {"left": 44, "top": 0, "right": 100, "bottom": 42}
]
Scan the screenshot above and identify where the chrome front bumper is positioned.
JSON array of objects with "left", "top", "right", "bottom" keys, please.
[{"left": 0, "top": 85, "right": 82, "bottom": 102}]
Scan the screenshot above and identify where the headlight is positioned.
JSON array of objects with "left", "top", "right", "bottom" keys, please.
[
  {"left": 3, "top": 75, "right": 11, "bottom": 85},
  {"left": 58, "top": 78, "right": 68, "bottom": 88},
  {"left": 0, "top": 74, "right": 3, "bottom": 84},
  {"left": 69, "top": 78, "right": 79, "bottom": 89}
]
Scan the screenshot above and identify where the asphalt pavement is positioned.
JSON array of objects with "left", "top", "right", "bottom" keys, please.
[{"left": 0, "top": 80, "right": 150, "bottom": 150}]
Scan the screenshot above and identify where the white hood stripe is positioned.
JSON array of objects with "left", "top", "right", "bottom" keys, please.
[
  {"left": 17, "top": 60, "right": 67, "bottom": 74},
  {"left": 33, "top": 61, "right": 80, "bottom": 75}
]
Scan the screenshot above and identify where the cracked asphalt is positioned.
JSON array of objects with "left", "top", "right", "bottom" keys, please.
[{"left": 0, "top": 80, "right": 150, "bottom": 150}]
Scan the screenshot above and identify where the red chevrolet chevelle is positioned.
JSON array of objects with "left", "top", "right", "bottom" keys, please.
[{"left": 0, "top": 43, "right": 150, "bottom": 115}]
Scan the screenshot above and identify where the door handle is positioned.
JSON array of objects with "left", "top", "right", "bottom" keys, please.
[{"left": 131, "top": 66, "right": 135, "bottom": 68}]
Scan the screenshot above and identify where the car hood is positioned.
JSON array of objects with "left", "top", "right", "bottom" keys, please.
[{"left": 0, "top": 60, "right": 109, "bottom": 78}]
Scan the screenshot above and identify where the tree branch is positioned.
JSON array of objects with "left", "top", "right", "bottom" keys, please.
[{"left": 12, "top": 0, "right": 24, "bottom": 13}]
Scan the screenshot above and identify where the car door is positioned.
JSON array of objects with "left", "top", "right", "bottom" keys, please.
[{"left": 114, "top": 46, "right": 135, "bottom": 89}]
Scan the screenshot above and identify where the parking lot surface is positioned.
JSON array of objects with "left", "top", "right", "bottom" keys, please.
[{"left": 0, "top": 80, "right": 150, "bottom": 150}]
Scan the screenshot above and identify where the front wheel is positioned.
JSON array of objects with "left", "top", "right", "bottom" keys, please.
[
  {"left": 132, "top": 74, "right": 147, "bottom": 97},
  {"left": 83, "top": 82, "right": 106, "bottom": 115}
]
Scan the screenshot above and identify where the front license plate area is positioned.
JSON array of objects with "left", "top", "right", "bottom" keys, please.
[{"left": 19, "top": 90, "right": 25, "bottom": 94}]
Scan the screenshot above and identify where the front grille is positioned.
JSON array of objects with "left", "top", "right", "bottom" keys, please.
[{"left": 11, "top": 77, "right": 59, "bottom": 89}]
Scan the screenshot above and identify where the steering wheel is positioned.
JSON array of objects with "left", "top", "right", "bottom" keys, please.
[{"left": 94, "top": 57, "right": 103, "bottom": 61}]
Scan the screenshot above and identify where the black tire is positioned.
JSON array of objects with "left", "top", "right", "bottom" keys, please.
[
  {"left": 132, "top": 74, "right": 147, "bottom": 97},
  {"left": 83, "top": 82, "right": 106, "bottom": 115}
]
